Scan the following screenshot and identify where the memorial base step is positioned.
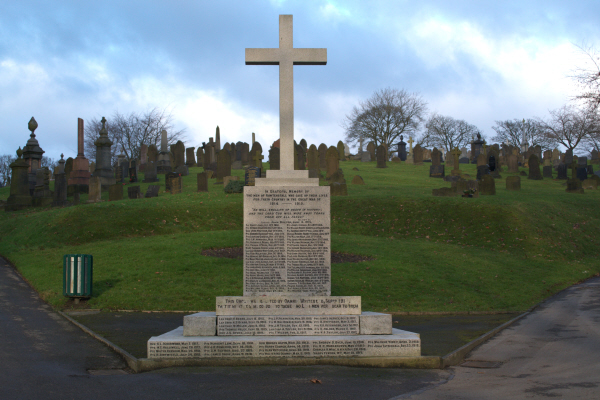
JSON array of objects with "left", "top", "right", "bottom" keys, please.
[{"left": 148, "top": 327, "right": 420, "bottom": 360}]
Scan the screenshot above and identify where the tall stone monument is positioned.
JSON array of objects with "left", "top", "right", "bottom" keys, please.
[
  {"left": 156, "top": 130, "right": 172, "bottom": 174},
  {"left": 22, "top": 117, "right": 45, "bottom": 195},
  {"left": 92, "top": 117, "right": 116, "bottom": 190},
  {"left": 148, "top": 14, "right": 420, "bottom": 364},
  {"left": 5, "top": 148, "right": 33, "bottom": 212},
  {"left": 68, "top": 118, "right": 91, "bottom": 192}
]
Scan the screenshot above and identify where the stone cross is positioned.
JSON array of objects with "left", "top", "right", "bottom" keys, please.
[
  {"left": 407, "top": 136, "right": 414, "bottom": 153},
  {"left": 246, "top": 15, "right": 327, "bottom": 172},
  {"left": 252, "top": 149, "right": 264, "bottom": 167}
]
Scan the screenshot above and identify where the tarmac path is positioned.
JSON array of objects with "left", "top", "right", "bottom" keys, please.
[
  {"left": 2, "top": 254, "right": 599, "bottom": 400},
  {"left": 401, "top": 276, "right": 600, "bottom": 399}
]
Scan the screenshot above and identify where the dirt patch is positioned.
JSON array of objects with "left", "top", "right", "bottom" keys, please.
[{"left": 201, "top": 247, "right": 374, "bottom": 264}]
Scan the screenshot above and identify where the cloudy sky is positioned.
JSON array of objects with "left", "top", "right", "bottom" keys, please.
[{"left": 1, "top": 0, "right": 598, "bottom": 161}]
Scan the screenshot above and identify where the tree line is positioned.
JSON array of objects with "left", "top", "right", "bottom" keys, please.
[{"left": 343, "top": 46, "right": 600, "bottom": 158}]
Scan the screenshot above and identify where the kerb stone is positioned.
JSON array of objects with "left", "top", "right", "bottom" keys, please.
[{"left": 183, "top": 312, "right": 217, "bottom": 337}]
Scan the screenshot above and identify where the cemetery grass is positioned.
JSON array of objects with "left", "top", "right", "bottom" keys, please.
[{"left": 0, "top": 162, "right": 599, "bottom": 314}]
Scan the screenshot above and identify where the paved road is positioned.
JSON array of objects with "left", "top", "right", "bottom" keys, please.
[
  {"left": 2, "top": 255, "right": 599, "bottom": 399},
  {"left": 402, "top": 276, "right": 600, "bottom": 399},
  {"left": 0, "top": 257, "right": 448, "bottom": 400}
]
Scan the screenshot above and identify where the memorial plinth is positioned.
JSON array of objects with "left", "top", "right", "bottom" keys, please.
[{"left": 147, "top": 14, "right": 420, "bottom": 366}]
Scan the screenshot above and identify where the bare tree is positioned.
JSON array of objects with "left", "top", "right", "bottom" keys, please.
[
  {"left": 342, "top": 88, "right": 427, "bottom": 153},
  {"left": 420, "top": 114, "right": 481, "bottom": 152},
  {"left": 536, "top": 105, "right": 599, "bottom": 153},
  {"left": 0, "top": 154, "right": 16, "bottom": 187},
  {"left": 84, "top": 107, "right": 186, "bottom": 165},
  {"left": 570, "top": 44, "right": 600, "bottom": 110},
  {"left": 491, "top": 118, "right": 554, "bottom": 150}
]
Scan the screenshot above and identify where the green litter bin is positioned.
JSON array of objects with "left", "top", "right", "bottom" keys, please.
[{"left": 63, "top": 254, "right": 93, "bottom": 302}]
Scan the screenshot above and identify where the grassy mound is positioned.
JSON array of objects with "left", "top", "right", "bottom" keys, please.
[{"left": 1, "top": 161, "right": 598, "bottom": 312}]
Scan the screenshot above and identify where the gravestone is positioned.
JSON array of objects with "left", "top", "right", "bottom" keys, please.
[
  {"left": 172, "top": 141, "right": 186, "bottom": 169},
  {"left": 397, "top": 135, "right": 407, "bottom": 161},
  {"left": 412, "top": 144, "right": 423, "bottom": 165},
  {"left": 479, "top": 175, "right": 496, "bottom": 195},
  {"left": 337, "top": 141, "right": 346, "bottom": 161},
  {"left": 543, "top": 162, "right": 553, "bottom": 178},
  {"left": 169, "top": 176, "right": 182, "bottom": 194},
  {"left": 241, "top": 143, "right": 250, "bottom": 165},
  {"left": 557, "top": 162, "right": 568, "bottom": 179},
  {"left": 329, "top": 170, "right": 348, "bottom": 196},
  {"left": 244, "top": 167, "right": 261, "bottom": 186},
  {"left": 306, "top": 144, "right": 320, "bottom": 178},
  {"left": 429, "top": 148, "right": 444, "bottom": 178},
  {"left": 196, "top": 147, "right": 204, "bottom": 167},
  {"left": 351, "top": 175, "right": 365, "bottom": 185},
  {"left": 223, "top": 176, "right": 239, "bottom": 187},
  {"left": 140, "top": 144, "right": 148, "bottom": 171},
  {"left": 64, "top": 157, "right": 74, "bottom": 184},
  {"left": 471, "top": 133, "right": 484, "bottom": 163},
  {"left": 148, "top": 144, "right": 158, "bottom": 163},
  {"left": 127, "top": 186, "right": 141, "bottom": 199},
  {"left": 128, "top": 160, "right": 138, "bottom": 183},
  {"left": 577, "top": 167, "right": 588, "bottom": 181},
  {"left": 249, "top": 142, "right": 263, "bottom": 169},
  {"left": 366, "top": 141, "right": 376, "bottom": 161},
  {"left": 68, "top": 118, "right": 91, "bottom": 192},
  {"left": 108, "top": 184, "right": 123, "bottom": 201},
  {"left": 157, "top": 130, "right": 172, "bottom": 174},
  {"left": 51, "top": 169, "right": 68, "bottom": 207},
  {"left": 564, "top": 148, "right": 573, "bottom": 165},
  {"left": 360, "top": 150, "right": 371, "bottom": 162},
  {"left": 87, "top": 176, "right": 102, "bottom": 203},
  {"left": 318, "top": 143, "right": 328, "bottom": 169},
  {"left": 506, "top": 176, "right": 521, "bottom": 191},
  {"left": 582, "top": 178, "right": 598, "bottom": 190},
  {"left": 476, "top": 153, "right": 490, "bottom": 180},
  {"left": 148, "top": 14, "right": 418, "bottom": 362},
  {"left": 142, "top": 161, "right": 159, "bottom": 183},
  {"left": 165, "top": 172, "right": 178, "bottom": 192},
  {"left": 587, "top": 165, "right": 594, "bottom": 176},
  {"left": 197, "top": 172, "right": 208, "bottom": 192},
  {"left": 216, "top": 149, "right": 232, "bottom": 184},
  {"left": 325, "top": 146, "right": 340, "bottom": 178},
  {"left": 299, "top": 139, "right": 307, "bottom": 154},
  {"left": 566, "top": 178, "right": 584, "bottom": 194},
  {"left": 450, "top": 147, "right": 461, "bottom": 176},
  {"left": 295, "top": 143, "right": 305, "bottom": 170},
  {"left": 269, "top": 146, "right": 280, "bottom": 170},
  {"left": 144, "top": 185, "right": 160, "bottom": 198},
  {"left": 186, "top": 147, "right": 196, "bottom": 167},
  {"left": 527, "top": 154, "right": 542, "bottom": 180},
  {"left": 376, "top": 145, "right": 387, "bottom": 168},
  {"left": 591, "top": 149, "right": 599, "bottom": 164},
  {"left": 215, "top": 126, "right": 221, "bottom": 151}
]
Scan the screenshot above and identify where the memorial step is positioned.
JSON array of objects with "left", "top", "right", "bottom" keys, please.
[
  {"left": 183, "top": 311, "right": 391, "bottom": 337},
  {"left": 148, "top": 327, "right": 420, "bottom": 360}
]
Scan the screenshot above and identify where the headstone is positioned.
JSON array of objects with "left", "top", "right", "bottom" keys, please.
[
  {"left": 577, "top": 167, "right": 588, "bottom": 181},
  {"left": 87, "top": 176, "right": 101, "bottom": 203},
  {"left": 64, "top": 157, "right": 74, "bottom": 183},
  {"left": 169, "top": 176, "right": 182, "bottom": 194},
  {"left": 360, "top": 151, "right": 371, "bottom": 162},
  {"left": 591, "top": 149, "right": 599, "bottom": 164},
  {"left": 186, "top": 147, "right": 196, "bottom": 167},
  {"left": 244, "top": 167, "right": 261, "bottom": 186},
  {"left": 223, "top": 176, "right": 239, "bottom": 187},
  {"left": 376, "top": 145, "right": 387, "bottom": 168},
  {"left": 216, "top": 149, "right": 232, "bottom": 184},
  {"left": 144, "top": 185, "right": 160, "bottom": 198},
  {"left": 429, "top": 148, "right": 444, "bottom": 178},
  {"left": 351, "top": 175, "right": 365, "bottom": 185},
  {"left": 413, "top": 144, "right": 423, "bottom": 165},
  {"left": 268, "top": 146, "right": 280, "bottom": 170},
  {"left": 89, "top": 162, "right": 96, "bottom": 174},
  {"left": 127, "top": 185, "right": 141, "bottom": 199},
  {"left": 471, "top": 133, "right": 484, "bottom": 163},
  {"left": 299, "top": 139, "right": 308, "bottom": 154},
  {"left": 506, "top": 176, "right": 521, "bottom": 191},
  {"left": 249, "top": 142, "right": 263, "bottom": 168},
  {"left": 318, "top": 143, "right": 328, "bottom": 169},
  {"left": 564, "top": 148, "right": 573, "bottom": 165},
  {"left": 157, "top": 130, "right": 172, "bottom": 174},
  {"left": 196, "top": 147, "right": 204, "bottom": 167},
  {"left": 140, "top": 144, "right": 148, "bottom": 171},
  {"left": 197, "top": 172, "right": 209, "bottom": 192},
  {"left": 328, "top": 169, "right": 348, "bottom": 196},
  {"left": 295, "top": 143, "right": 306, "bottom": 170},
  {"left": 367, "top": 141, "right": 376, "bottom": 161},
  {"left": 450, "top": 147, "right": 461, "bottom": 176},
  {"left": 142, "top": 161, "right": 159, "bottom": 183},
  {"left": 397, "top": 135, "right": 407, "bottom": 161},
  {"left": 171, "top": 141, "right": 186, "bottom": 169},
  {"left": 306, "top": 144, "right": 320, "bottom": 178},
  {"left": 528, "top": 154, "right": 542, "bottom": 180},
  {"left": 566, "top": 178, "right": 584, "bottom": 194},
  {"left": 68, "top": 118, "right": 91, "bottom": 192},
  {"left": 148, "top": 144, "right": 158, "bottom": 163},
  {"left": 337, "top": 141, "right": 346, "bottom": 161},
  {"left": 241, "top": 143, "right": 250, "bottom": 165},
  {"left": 325, "top": 146, "right": 340, "bottom": 178},
  {"left": 165, "top": 172, "right": 178, "bottom": 192},
  {"left": 92, "top": 117, "right": 116, "bottom": 189},
  {"left": 108, "top": 184, "right": 123, "bottom": 201},
  {"left": 128, "top": 161, "right": 138, "bottom": 183},
  {"left": 556, "top": 163, "right": 568, "bottom": 179},
  {"left": 479, "top": 175, "right": 496, "bottom": 195},
  {"left": 582, "top": 178, "right": 598, "bottom": 190}
]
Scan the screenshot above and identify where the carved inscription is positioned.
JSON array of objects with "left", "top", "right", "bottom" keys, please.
[
  {"left": 215, "top": 296, "right": 361, "bottom": 315},
  {"left": 217, "top": 315, "right": 359, "bottom": 336},
  {"left": 243, "top": 186, "right": 330, "bottom": 296},
  {"left": 148, "top": 337, "right": 421, "bottom": 359}
]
